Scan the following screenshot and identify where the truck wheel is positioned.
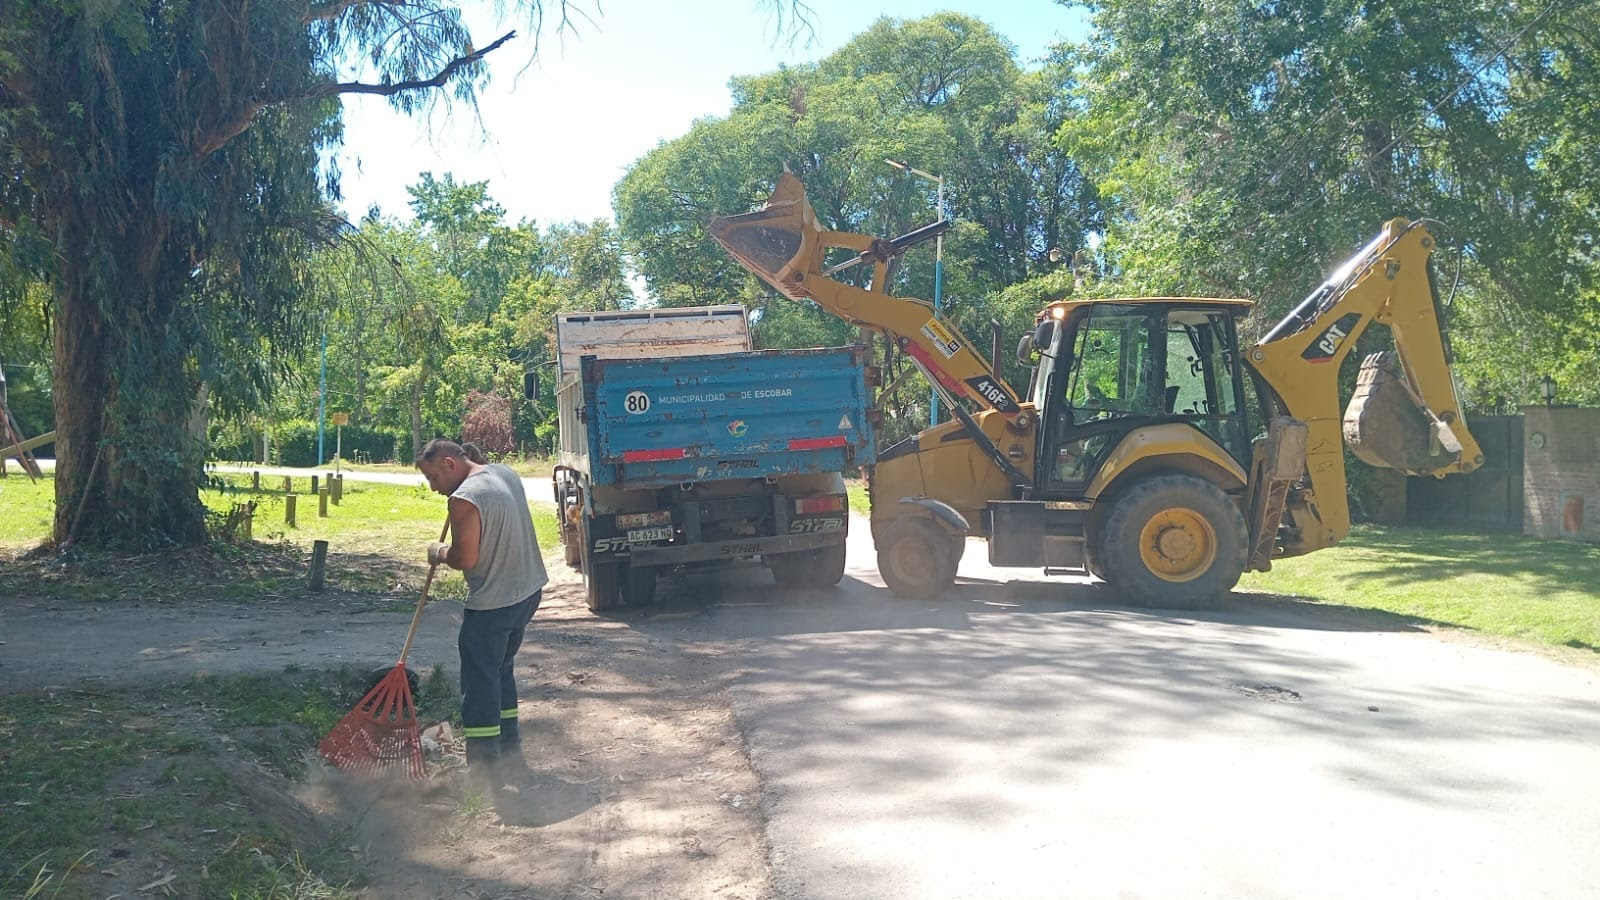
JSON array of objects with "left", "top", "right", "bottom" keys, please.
[
  {"left": 622, "top": 566, "right": 657, "bottom": 606},
  {"left": 771, "top": 542, "right": 848, "bottom": 588},
  {"left": 584, "top": 563, "right": 622, "bottom": 612},
  {"left": 579, "top": 517, "right": 620, "bottom": 611},
  {"left": 877, "top": 517, "right": 959, "bottom": 601},
  {"left": 1096, "top": 474, "right": 1246, "bottom": 610}
]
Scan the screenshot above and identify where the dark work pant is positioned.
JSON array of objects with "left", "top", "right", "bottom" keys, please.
[{"left": 459, "top": 591, "right": 540, "bottom": 756}]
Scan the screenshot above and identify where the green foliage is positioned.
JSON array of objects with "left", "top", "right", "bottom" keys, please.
[
  {"left": 615, "top": 13, "right": 1104, "bottom": 434},
  {"left": 1059, "top": 0, "right": 1600, "bottom": 403}
]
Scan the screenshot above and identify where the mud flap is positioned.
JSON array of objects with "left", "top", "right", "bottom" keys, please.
[{"left": 1343, "top": 351, "right": 1461, "bottom": 474}]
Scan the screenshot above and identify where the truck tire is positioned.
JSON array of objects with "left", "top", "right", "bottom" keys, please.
[
  {"left": 622, "top": 566, "right": 657, "bottom": 606},
  {"left": 561, "top": 508, "right": 582, "bottom": 569},
  {"left": 877, "top": 517, "right": 959, "bottom": 601},
  {"left": 1095, "top": 474, "right": 1246, "bottom": 610},
  {"left": 584, "top": 563, "right": 622, "bottom": 612},
  {"left": 579, "top": 517, "right": 621, "bottom": 611},
  {"left": 771, "top": 542, "right": 848, "bottom": 588}
]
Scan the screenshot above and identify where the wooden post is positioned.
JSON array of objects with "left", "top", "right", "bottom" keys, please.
[
  {"left": 310, "top": 474, "right": 319, "bottom": 496},
  {"left": 283, "top": 475, "right": 292, "bottom": 494},
  {"left": 331, "top": 473, "right": 343, "bottom": 504},
  {"left": 285, "top": 493, "right": 297, "bottom": 527},
  {"left": 309, "top": 540, "right": 328, "bottom": 592},
  {"left": 252, "top": 470, "right": 260, "bottom": 491},
  {"left": 318, "top": 487, "right": 329, "bottom": 518}
]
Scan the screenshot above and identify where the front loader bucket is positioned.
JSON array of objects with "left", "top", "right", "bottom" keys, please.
[
  {"left": 1343, "top": 351, "right": 1462, "bottom": 474},
  {"left": 708, "top": 173, "right": 823, "bottom": 300}
]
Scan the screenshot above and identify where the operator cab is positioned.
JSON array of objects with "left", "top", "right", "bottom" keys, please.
[{"left": 1028, "top": 298, "right": 1253, "bottom": 498}]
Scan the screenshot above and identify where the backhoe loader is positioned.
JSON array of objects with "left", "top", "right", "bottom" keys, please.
[{"left": 710, "top": 173, "right": 1484, "bottom": 608}]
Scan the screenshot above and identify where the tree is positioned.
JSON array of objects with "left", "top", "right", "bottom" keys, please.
[
  {"left": 0, "top": 1, "right": 810, "bottom": 548},
  {"left": 1057, "top": 0, "right": 1599, "bottom": 405},
  {"left": 0, "top": 2, "right": 510, "bottom": 547},
  {"left": 615, "top": 13, "right": 1103, "bottom": 434}
]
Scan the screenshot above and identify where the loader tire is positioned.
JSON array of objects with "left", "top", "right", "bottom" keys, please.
[
  {"left": 1096, "top": 474, "right": 1246, "bottom": 610},
  {"left": 771, "top": 541, "right": 848, "bottom": 588},
  {"left": 877, "top": 517, "right": 959, "bottom": 601}
]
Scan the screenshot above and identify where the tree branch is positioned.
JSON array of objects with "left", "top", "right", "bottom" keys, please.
[
  {"left": 191, "top": 30, "right": 516, "bottom": 158},
  {"left": 313, "top": 29, "right": 517, "bottom": 98}
]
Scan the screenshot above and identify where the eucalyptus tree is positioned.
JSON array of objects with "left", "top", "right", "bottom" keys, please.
[
  {"left": 0, "top": 2, "right": 511, "bottom": 546},
  {"left": 0, "top": 1, "right": 809, "bottom": 548}
]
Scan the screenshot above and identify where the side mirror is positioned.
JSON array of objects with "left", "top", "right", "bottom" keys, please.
[
  {"left": 1032, "top": 319, "right": 1056, "bottom": 355},
  {"left": 1016, "top": 333, "right": 1036, "bottom": 366},
  {"left": 523, "top": 370, "right": 539, "bottom": 400}
]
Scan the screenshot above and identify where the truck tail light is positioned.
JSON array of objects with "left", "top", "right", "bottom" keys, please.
[
  {"left": 794, "top": 495, "right": 846, "bottom": 514},
  {"left": 616, "top": 510, "right": 671, "bottom": 529}
]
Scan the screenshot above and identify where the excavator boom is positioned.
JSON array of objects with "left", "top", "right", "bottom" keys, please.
[
  {"left": 710, "top": 173, "right": 1025, "bottom": 419},
  {"left": 1249, "top": 217, "right": 1484, "bottom": 555}
]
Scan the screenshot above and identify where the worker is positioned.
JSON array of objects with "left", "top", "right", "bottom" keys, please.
[{"left": 416, "top": 439, "right": 548, "bottom": 787}]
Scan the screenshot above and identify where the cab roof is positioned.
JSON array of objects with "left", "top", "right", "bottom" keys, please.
[{"left": 1036, "top": 296, "right": 1253, "bottom": 322}]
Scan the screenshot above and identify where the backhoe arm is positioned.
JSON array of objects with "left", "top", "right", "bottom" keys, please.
[
  {"left": 1248, "top": 218, "right": 1484, "bottom": 555},
  {"left": 710, "top": 173, "right": 1024, "bottom": 419}
]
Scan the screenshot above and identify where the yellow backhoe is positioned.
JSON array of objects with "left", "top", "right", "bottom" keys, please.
[{"left": 710, "top": 173, "right": 1484, "bottom": 608}]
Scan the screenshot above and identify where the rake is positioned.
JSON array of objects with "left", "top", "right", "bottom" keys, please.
[{"left": 318, "top": 518, "right": 450, "bottom": 779}]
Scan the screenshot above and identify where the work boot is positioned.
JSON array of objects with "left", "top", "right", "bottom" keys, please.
[
  {"left": 499, "top": 717, "right": 522, "bottom": 757},
  {"left": 464, "top": 736, "right": 503, "bottom": 794}
]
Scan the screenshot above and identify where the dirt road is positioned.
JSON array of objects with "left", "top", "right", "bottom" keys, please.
[{"left": 0, "top": 564, "right": 770, "bottom": 899}]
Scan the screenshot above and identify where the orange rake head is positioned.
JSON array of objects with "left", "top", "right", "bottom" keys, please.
[{"left": 318, "top": 662, "right": 427, "bottom": 779}]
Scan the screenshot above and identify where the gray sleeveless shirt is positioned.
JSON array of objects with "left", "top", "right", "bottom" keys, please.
[{"left": 450, "top": 463, "right": 549, "bottom": 611}]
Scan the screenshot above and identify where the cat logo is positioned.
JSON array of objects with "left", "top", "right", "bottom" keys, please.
[{"left": 1302, "top": 313, "right": 1362, "bottom": 363}]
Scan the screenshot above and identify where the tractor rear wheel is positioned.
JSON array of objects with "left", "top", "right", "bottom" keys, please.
[{"left": 1095, "top": 474, "right": 1246, "bottom": 610}]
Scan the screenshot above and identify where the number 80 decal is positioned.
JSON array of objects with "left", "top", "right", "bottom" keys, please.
[{"left": 623, "top": 390, "right": 651, "bottom": 414}]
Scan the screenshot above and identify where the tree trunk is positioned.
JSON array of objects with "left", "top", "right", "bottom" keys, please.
[
  {"left": 51, "top": 269, "right": 208, "bottom": 549},
  {"left": 51, "top": 270, "right": 111, "bottom": 545},
  {"left": 410, "top": 374, "right": 424, "bottom": 463}
]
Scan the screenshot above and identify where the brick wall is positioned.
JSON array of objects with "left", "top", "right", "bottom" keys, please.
[{"left": 1523, "top": 406, "right": 1600, "bottom": 542}]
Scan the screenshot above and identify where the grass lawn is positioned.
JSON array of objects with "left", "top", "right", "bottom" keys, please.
[
  {"left": 1239, "top": 524, "right": 1600, "bottom": 652},
  {"left": 0, "top": 473, "right": 561, "bottom": 604},
  {"left": 1, "top": 665, "right": 459, "bottom": 899}
]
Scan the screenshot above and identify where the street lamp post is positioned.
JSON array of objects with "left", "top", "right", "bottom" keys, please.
[{"left": 885, "top": 158, "right": 945, "bottom": 424}]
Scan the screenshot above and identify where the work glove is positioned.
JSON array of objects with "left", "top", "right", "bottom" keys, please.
[{"left": 427, "top": 541, "right": 450, "bottom": 566}]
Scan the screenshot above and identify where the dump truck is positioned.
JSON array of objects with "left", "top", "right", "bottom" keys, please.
[
  {"left": 710, "top": 173, "right": 1483, "bottom": 609},
  {"left": 552, "top": 305, "right": 876, "bottom": 611}
]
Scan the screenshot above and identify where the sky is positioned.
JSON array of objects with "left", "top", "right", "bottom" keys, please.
[{"left": 331, "top": 1, "right": 1089, "bottom": 227}]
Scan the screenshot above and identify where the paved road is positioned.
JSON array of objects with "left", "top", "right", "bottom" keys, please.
[{"left": 638, "top": 525, "right": 1600, "bottom": 900}]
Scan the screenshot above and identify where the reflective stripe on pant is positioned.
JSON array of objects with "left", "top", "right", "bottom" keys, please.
[{"left": 458, "top": 590, "right": 540, "bottom": 746}]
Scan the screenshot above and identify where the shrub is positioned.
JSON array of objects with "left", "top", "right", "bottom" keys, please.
[{"left": 462, "top": 391, "right": 514, "bottom": 455}]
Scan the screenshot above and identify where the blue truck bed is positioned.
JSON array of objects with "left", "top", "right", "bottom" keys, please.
[{"left": 566, "top": 346, "right": 875, "bottom": 489}]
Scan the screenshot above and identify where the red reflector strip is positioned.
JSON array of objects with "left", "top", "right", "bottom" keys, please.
[
  {"left": 622, "top": 448, "right": 687, "bottom": 463},
  {"left": 795, "top": 495, "right": 847, "bottom": 514},
  {"left": 786, "top": 435, "right": 848, "bottom": 451}
]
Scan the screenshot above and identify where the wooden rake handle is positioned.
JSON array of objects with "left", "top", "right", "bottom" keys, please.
[{"left": 396, "top": 516, "right": 451, "bottom": 666}]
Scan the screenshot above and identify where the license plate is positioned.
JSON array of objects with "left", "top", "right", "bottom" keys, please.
[{"left": 627, "top": 526, "right": 673, "bottom": 543}]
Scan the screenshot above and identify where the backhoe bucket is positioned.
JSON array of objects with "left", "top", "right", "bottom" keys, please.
[
  {"left": 708, "top": 173, "right": 823, "bottom": 300},
  {"left": 1343, "top": 351, "right": 1462, "bottom": 474}
]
